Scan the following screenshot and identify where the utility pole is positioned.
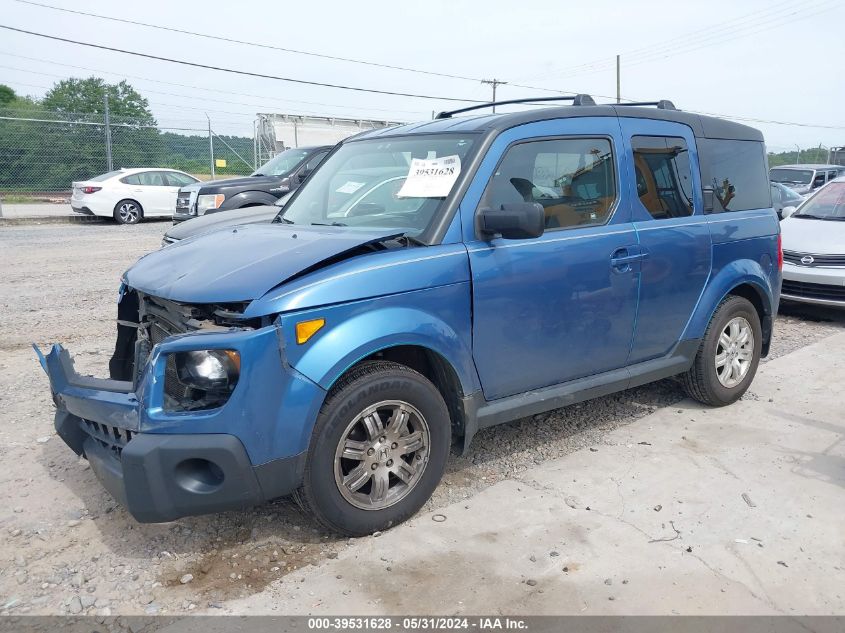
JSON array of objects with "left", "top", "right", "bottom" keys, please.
[
  {"left": 103, "top": 93, "right": 113, "bottom": 171},
  {"left": 616, "top": 55, "right": 621, "bottom": 103},
  {"left": 481, "top": 79, "right": 508, "bottom": 112},
  {"left": 795, "top": 144, "right": 801, "bottom": 164},
  {"left": 207, "top": 114, "right": 215, "bottom": 179}
]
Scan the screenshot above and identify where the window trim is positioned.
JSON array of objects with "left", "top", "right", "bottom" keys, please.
[
  {"left": 630, "top": 134, "right": 695, "bottom": 221},
  {"left": 473, "top": 134, "right": 621, "bottom": 238}
]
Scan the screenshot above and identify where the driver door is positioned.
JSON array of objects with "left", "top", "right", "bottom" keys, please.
[{"left": 462, "top": 119, "right": 640, "bottom": 400}]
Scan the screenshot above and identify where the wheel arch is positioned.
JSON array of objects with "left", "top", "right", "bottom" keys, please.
[
  {"left": 684, "top": 262, "right": 775, "bottom": 357},
  {"left": 222, "top": 190, "right": 279, "bottom": 209},
  {"left": 337, "top": 345, "right": 470, "bottom": 441}
]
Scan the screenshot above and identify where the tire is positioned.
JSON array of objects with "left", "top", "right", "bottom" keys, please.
[
  {"left": 681, "top": 295, "right": 762, "bottom": 406},
  {"left": 300, "top": 361, "right": 451, "bottom": 536},
  {"left": 113, "top": 199, "right": 143, "bottom": 225}
]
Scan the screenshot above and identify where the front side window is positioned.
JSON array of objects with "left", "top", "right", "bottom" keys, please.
[
  {"left": 701, "top": 139, "right": 770, "bottom": 212},
  {"left": 478, "top": 137, "right": 617, "bottom": 231},
  {"left": 165, "top": 172, "right": 197, "bottom": 187},
  {"left": 280, "top": 134, "right": 475, "bottom": 236},
  {"left": 632, "top": 136, "right": 693, "bottom": 219},
  {"left": 253, "top": 148, "right": 311, "bottom": 177}
]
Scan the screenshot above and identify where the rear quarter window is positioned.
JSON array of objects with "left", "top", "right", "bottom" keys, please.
[{"left": 700, "top": 139, "right": 771, "bottom": 212}]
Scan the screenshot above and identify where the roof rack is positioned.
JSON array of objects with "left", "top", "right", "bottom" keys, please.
[
  {"left": 615, "top": 100, "right": 677, "bottom": 110},
  {"left": 435, "top": 94, "right": 596, "bottom": 119}
]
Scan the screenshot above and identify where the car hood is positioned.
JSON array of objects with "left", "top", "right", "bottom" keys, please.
[
  {"left": 781, "top": 216, "right": 845, "bottom": 254},
  {"left": 165, "top": 205, "right": 279, "bottom": 242},
  {"left": 125, "top": 223, "right": 403, "bottom": 303},
  {"left": 180, "top": 175, "right": 282, "bottom": 193}
]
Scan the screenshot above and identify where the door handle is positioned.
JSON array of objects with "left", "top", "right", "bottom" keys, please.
[{"left": 610, "top": 247, "right": 645, "bottom": 273}]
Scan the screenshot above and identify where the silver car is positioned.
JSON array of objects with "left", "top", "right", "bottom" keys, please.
[
  {"left": 770, "top": 164, "right": 845, "bottom": 197},
  {"left": 780, "top": 176, "right": 845, "bottom": 307}
]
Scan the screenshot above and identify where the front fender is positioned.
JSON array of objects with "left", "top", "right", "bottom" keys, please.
[
  {"left": 280, "top": 282, "right": 480, "bottom": 396},
  {"left": 220, "top": 190, "right": 279, "bottom": 210},
  {"left": 682, "top": 258, "right": 776, "bottom": 342}
]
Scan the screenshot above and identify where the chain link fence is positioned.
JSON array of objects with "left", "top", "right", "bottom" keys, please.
[{"left": 0, "top": 107, "right": 257, "bottom": 198}]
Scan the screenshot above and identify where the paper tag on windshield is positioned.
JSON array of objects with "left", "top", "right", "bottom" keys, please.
[
  {"left": 336, "top": 181, "right": 365, "bottom": 194},
  {"left": 397, "top": 155, "right": 461, "bottom": 198}
]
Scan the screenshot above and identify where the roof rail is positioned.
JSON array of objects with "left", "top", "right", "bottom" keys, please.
[
  {"left": 435, "top": 94, "right": 596, "bottom": 119},
  {"left": 614, "top": 100, "right": 677, "bottom": 110}
]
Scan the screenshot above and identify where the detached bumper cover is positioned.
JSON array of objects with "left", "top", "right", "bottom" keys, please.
[{"left": 34, "top": 324, "right": 322, "bottom": 522}]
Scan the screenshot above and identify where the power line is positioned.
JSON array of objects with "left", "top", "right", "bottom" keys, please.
[
  {"left": 519, "top": 0, "right": 835, "bottom": 82},
  {"left": 0, "top": 63, "right": 416, "bottom": 120},
  {"left": 11, "top": 0, "right": 486, "bottom": 84},
  {"left": 0, "top": 51, "right": 429, "bottom": 118},
  {"left": 0, "top": 24, "right": 487, "bottom": 103}
]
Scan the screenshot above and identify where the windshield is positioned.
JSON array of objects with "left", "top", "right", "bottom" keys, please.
[
  {"left": 253, "top": 148, "right": 311, "bottom": 177},
  {"left": 281, "top": 135, "right": 476, "bottom": 236},
  {"left": 794, "top": 181, "right": 845, "bottom": 220},
  {"left": 770, "top": 168, "right": 813, "bottom": 185}
]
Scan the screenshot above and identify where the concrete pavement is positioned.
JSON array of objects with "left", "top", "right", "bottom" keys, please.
[{"left": 227, "top": 331, "right": 845, "bottom": 615}]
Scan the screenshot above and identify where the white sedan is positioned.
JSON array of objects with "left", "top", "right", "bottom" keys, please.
[{"left": 71, "top": 168, "right": 200, "bottom": 224}]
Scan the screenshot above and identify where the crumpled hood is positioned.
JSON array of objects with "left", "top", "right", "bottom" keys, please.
[
  {"left": 165, "top": 205, "right": 279, "bottom": 241},
  {"left": 781, "top": 216, "right": 845, "bottom": 254},
  {"left": 125, "top": 223, "right": 402, "bottom": 303}
]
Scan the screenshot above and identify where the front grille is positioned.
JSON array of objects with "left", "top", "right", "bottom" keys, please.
[
  {"left": 80, "top": 419, "right": 133, "bottom": 457},
  {"left": 175, "top": 192, "right": 191, "bottom": 210},
  {"left": 782, "top": 279, "right": 845, "bottom": 302},
  {"left": 783, "top": 250, "right": 845, "bottom": 267}
]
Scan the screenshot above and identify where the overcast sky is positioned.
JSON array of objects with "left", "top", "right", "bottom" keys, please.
[{"left": 1, "top": 0, "right": 842, "bottom": 151}]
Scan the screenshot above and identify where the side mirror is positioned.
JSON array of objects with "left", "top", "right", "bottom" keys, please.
[
  {"left": 702, "top": 186, "right": 715, "bottom": 213},
  {"left": 298, "top": 169, "right": 311, "bottom": 183},
  {"left": 781, "top": 205, "right": 797, "bottom": 219},
  {"left": 478, "top": 202, "right": 545, "bottom": 240}
]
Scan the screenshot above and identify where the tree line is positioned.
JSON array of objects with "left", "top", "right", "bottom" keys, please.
[{"left": 0, "top": 78, "right": 254, "bottom": 193}]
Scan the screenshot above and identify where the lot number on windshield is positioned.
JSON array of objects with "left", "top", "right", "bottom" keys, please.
[{"left": 398, "top": 155, "right": 461, "bottom": 198}]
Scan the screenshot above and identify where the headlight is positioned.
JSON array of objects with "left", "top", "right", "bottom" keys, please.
[
  {"left": 174, "top": 349, "right": 240, "bottom": 391},
  {"left": 197, "top": 194, "right": 225, "bottom": 215}
]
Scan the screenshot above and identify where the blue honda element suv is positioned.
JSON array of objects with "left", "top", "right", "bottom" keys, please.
[{"left": 37, "top": 96, "right": 781, "bottom": 536}]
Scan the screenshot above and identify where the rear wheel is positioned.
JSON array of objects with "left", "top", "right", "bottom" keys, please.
[
  {"left": 681, "top": 295, "right": 762, "bottom": 406},
  {"left": 113, "top": 200, "right": 142, "bottom": 225},
  {"left": 300, "top": 361, "right": 450, "bottom": 536}
]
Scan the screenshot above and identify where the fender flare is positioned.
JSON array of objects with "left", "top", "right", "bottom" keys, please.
[
  {"left": 682, "top": 259, "right": 775, "bottom": 343},
  {"left": 221, "top": 190, "right": 280, "bottom": 209},
  {"left": 288, "top": 305, "right": 480, "bottom": 398}
]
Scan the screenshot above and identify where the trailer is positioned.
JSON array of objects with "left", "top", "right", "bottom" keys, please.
[{"left": 255, "top": 114, "right": 404, "bottom": 164}]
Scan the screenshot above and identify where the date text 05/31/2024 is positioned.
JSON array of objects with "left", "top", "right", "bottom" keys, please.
[{"left": 307, "top": 617, "right": 528, "bottom": 630}]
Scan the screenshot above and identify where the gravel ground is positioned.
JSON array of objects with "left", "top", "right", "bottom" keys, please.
[{"left": 1, "top": 221, "right": 843, "bottom": 617}]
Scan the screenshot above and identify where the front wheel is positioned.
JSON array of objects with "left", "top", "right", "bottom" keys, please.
[
  {"left": 300, "top": 361, "right": 451, "bottom": 536},
  {"left": 681, "top": 295, "right": 762, "bottom": 406}
]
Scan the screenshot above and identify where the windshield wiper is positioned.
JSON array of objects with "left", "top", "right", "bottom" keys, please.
[
  {"left": 274, "top": 216, "right": 294, "bottom": 224},
  {"left": 794, "top": 213, "right": 844, "bottom": 220},
  {"left": 311, "top": 221, "right": 347, "bottom": 227}
]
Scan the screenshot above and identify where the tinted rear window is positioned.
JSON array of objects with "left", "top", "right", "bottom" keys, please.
[{"left": 701, "top": 139, "right": 770, "bottom": 212}]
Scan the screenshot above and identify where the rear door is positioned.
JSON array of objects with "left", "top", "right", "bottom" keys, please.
[
  {"left": 462, "top": 117, "right": 641, "bottom": 400},
  {"left": 618, "top": 119, "right": 711, "bottom": 363}
]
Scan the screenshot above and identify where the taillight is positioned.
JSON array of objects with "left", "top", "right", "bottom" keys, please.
[
  {"left": 777, "top": 233, "right": 783, "bottom": 271},
  {"left": 81, "top": 186, "right": 102, "bottom": 194}
]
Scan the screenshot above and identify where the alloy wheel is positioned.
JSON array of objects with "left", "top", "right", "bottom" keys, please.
[
  {"left": 334, "top": 400, "right": 430, "bottom": 511},
  {"left": 118, "top": 202, "right": 139, "bottom": 223},
  {"left": 715, "top": 316, "right": 755, "bottom": 388}
]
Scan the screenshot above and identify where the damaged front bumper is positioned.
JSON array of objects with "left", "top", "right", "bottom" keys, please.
[{"left": 34, "top": 324, "right": 326, "bottom": 522}]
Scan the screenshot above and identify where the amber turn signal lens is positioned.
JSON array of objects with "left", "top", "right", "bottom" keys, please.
[{"left": 296, "top": 318, "right": 325, "bottom": 345}]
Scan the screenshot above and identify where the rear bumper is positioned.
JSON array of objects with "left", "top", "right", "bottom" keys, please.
[
  {"left": 34, "top": 322, "right": 324, "bottom": 522},
  {"left": 71, "top": 205, "right": 94, "bottom": 215}
]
